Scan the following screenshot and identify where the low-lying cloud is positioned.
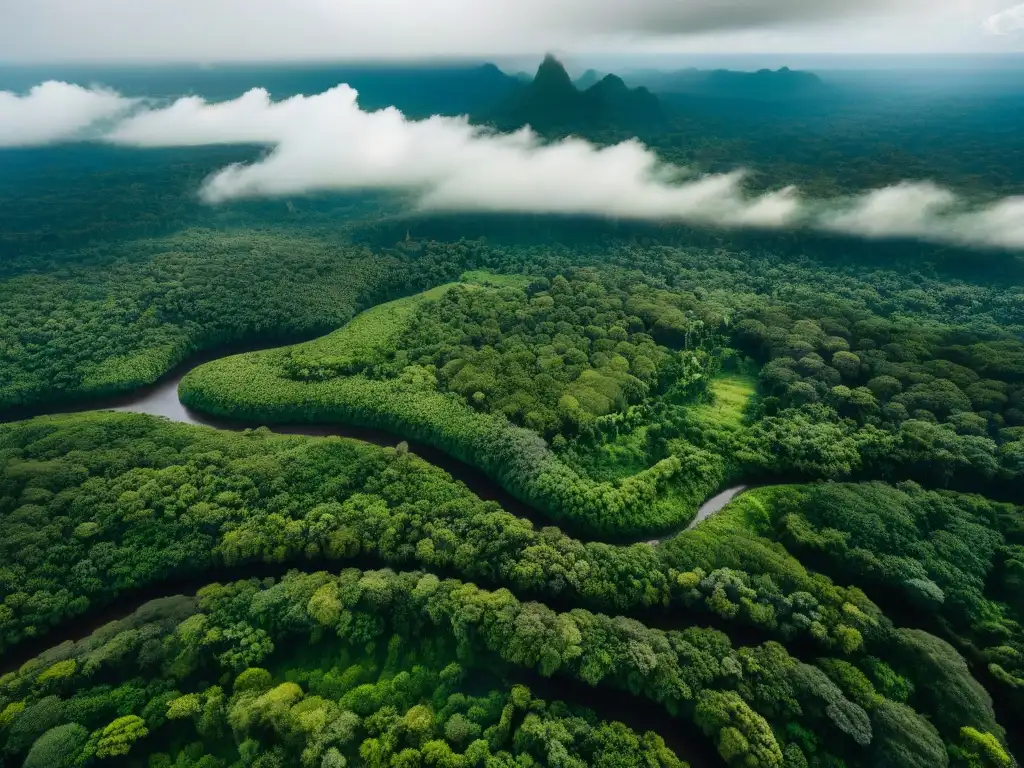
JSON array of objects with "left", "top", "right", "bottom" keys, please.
[
  {"left": 105, "top": 85, "right": 1024, "bottom": 250},
  {"left": 0, "top": 81, "right": 135, "bottom": 147},
  {"left": 2, "top": 81, "right": 1022, "bottom": 251},
  {"left": 820, "top": 184, "right": 1024, "bottom": 250},
  {"left": 108, "top": 85, "right": 802, "bottom": 229}
]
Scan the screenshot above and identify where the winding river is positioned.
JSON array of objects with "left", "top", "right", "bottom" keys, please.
[
  {"left": 9, "top": 349, "right": 1023, "bottom": 765},
  {"left": 3, "top": 345, "right": 750, "bottom": 544},
  {"left": 0, "top": 346, "right": 754, "bottom": 767}
]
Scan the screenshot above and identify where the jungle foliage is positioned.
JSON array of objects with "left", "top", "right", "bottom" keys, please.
[
  {"left": 2, "top": 71, "right": 1024, "bottom": 766},
  {"left": 1, "top": 565, "right": 1010, "bottom": 768},
  {"left": 181, "top": 266, "right": 1024, "bottom": 540},
  {"left": 0, "top": 413, "right": 1018, "bottom": 768},
  {"left": 0, "top": 572, "right": 687, "bottom": 768}
]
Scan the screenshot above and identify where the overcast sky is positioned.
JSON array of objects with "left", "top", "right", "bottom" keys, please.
[{"left": 0, "top": 0, "right": 1021, "bottom": 63}]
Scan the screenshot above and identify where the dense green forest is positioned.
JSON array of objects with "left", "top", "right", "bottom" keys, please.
[
  {"left": 0, "top": 569, "right": 691, "bottom": 768},
  {"left": 2, "top": 222, "right": 1023, "bottom": 764},
  {"left": 0, "top": 229, "right": 471, "bottom": 411},
  {"left": 180, "top": 267, "right": 1024, "bottom": 537},
  {"left": 2, "top": 59, "right": 1024, "bottom": 768},
  {"left": 0, "top": 412, "right": 1020, "bottom": 767}
]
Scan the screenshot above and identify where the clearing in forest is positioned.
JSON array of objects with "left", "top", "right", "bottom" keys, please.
[{"left": 688, "top": 373, "right": 756, "bottom": 433}]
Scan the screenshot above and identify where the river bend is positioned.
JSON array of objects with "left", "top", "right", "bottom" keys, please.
[{"left": 2, "top": 343, "right": 750, "bottom": 544}]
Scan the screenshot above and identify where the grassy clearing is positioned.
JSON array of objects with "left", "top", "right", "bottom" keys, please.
[
  {"left": 287, "top": 282, "right": 459, "bottom": 366},
  {"left": 561, "top": 424, "right": 653, "bottom": 483},
  {"left": 688, "top": 374, "right": 757, "bottom": 432},
  {"left": 460, "top": 270, "right": 533, "bottom": 289}
]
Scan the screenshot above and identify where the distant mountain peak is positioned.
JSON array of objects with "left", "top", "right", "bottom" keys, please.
[
  {"left": 575, "top": 69, "right": 602, "bottom": 90},
  {"left": 534, "top": 54, "right": 575, "bottom": 92},
  {"left": 590, "top": 73, "right": 629, "bottom": 94},
  {"left": 486, "top": 55, "right": 663, "bottom": 129}
]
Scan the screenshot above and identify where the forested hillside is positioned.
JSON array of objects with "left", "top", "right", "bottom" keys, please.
[{"left": 0, "top": 566, "right": 690, "bottom": 768}]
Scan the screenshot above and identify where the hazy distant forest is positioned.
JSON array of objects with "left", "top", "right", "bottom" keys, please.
[{"left": 1, "top": 59, "right": 1023, "bottom": 768}]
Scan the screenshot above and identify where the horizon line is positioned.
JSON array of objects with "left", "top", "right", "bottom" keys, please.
[{"left": 2, "top": 51, "right": 1024, "bottom": 68}]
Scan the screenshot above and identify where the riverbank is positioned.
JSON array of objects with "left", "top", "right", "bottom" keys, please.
[{"left": 1, "top": 341, "right": 751, "bottom": 545}]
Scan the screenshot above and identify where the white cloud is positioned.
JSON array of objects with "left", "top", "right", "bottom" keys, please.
[
  {"left": 0, "top": 81, "right": 135, "bottom": 147},
  {"left": 984, "top": 3, "right": 1024, "bottom": 35},
  {"left": 107, "top": 84, "right": 805, "bottom": 228},
  {"left": 100, "top": 85, "right": 1024, "bottom": 250},
  {"left": 4, "top": 79, "right": 1022, "bottom": 250},
  {"left": 108, "top": 88, "right": 307, "bottom": 146},
  {"left": 821, "top": 183, "right": 1024, "bottom": 250}
]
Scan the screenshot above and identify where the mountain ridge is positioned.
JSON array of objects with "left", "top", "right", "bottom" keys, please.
[
  {"left": 623, "top": 65, "right": 827, "bottom": 100},
  {"left": 485, "top": 55, "right": 664, "bottom": 130}
]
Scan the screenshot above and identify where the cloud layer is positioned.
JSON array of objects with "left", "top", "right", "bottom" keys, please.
[
  {"left": 0, "top": 81, "right": 135, "bottom": 147},
  {"left": 106, "top": 85, "right": 1024, "bottom": 250},
  {"left": 820, "top": 184, "right": 1024, "bottom": 250},
  {"left": 2, "top": 80, "right": 1022, "bottom": 251},
  {"left": 107, "top": 84, "right": 802, "bottom": 228},
  {"left": 0, "top": 0, "right": 972, "bottom": 62}
]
